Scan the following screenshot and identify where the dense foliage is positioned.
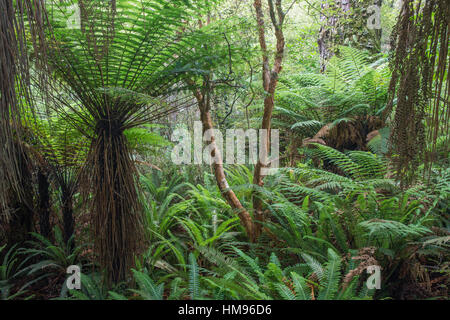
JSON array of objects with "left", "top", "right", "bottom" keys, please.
[{"left": 0, "top": 0, "right": 448, "bottom": 300}]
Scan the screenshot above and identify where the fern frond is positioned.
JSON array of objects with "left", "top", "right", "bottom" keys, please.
[{"left": 318, "top": 249, "right": 341, "bottom": 300}]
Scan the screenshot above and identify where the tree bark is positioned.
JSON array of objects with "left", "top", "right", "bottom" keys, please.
[
  {"left": 37, "top": 169, "right": 51, "bottom": 239},
  {"left": 318, "top": 0, "right": 350, "bottom": 72},
  {"left": 186, "top": 1, "right": 287, "bottom": 242},
  {"left": 252, "top": 0, "right": 286, "bottom": 239},
  {"left": 318, "top": 0, "right": 383, "bottom": 72},
  {"left": 190, "top": 80, "right": 255, "bottom": 240},
  {"left": 61, "top": 187, "right": 75, "bottom": 249},
  {"left": 6, "top": 147, "right": 34, "bottom": 246}
]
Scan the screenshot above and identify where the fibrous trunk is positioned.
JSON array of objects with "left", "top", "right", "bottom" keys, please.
[
  {"left": 83, "top": 120, "right": 144, "bottom": 283},
  {"left": 192, "top": 85, "right": 255, "bottom": 240},
  {"left": 61, "top": 188, "right": 75, "bottom": 248},
  {"left": 5, "top": 146, "right": 34, "bottom": 246},
  {"left": 38, "top": 170, "right": 51, "bottom": 239}
]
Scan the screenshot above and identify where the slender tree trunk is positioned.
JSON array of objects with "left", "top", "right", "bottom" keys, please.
[
  {"left": 252, "top": 0, "right": 286, "bottom": 240},
  {"left": 318, "top": 0, "right": 334, "bottom": 72},
  {"left": 185, "top": 1, "right": 287, "bottom": 242},
  {"left": 190, "top": 81, "right": 255, "bottom": 240},
  {"left": 318, "top": 0, "right": 351, "bottom": 72},
  {"left": 61, "top": 187, "right": 75, "bottom": 249},
  {"left": 37, "top": 169, "right": 51, "bottom": 239}
]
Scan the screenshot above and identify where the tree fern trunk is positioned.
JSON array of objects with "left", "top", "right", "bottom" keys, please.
[
  {"left": 6, "top": 146, "right": 34, "bottom": 246},
  {"left": 83, "top": 120, "right": 145, "bottom": 283},
  {"left": 61, "top": 188, "right": 75, "bottom": 249},
  {"left": 38, "top": 169, "right": 51, "bottom": 239}
]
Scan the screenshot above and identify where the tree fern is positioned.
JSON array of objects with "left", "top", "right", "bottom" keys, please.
[{"left": 38, "top": 0, "right": 222, "bottom": 283}]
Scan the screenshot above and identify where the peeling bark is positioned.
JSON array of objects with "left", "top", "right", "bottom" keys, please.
[
  {"left": 318, "top": 0, "right": 351, "bottom": 72},
  {"left": 190, "top": 80, "right": 255, "bottom": 240},
  {"left": 252, "top": 0, "right": 286, "bottom": 240}
]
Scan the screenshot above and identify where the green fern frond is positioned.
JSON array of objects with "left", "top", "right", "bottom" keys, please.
[
  {"left": 318, "top": 249, "right": 341, "bottom": 300},
  {"left": 188, "top": 253, "right": 200, "bottom": 300}
]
